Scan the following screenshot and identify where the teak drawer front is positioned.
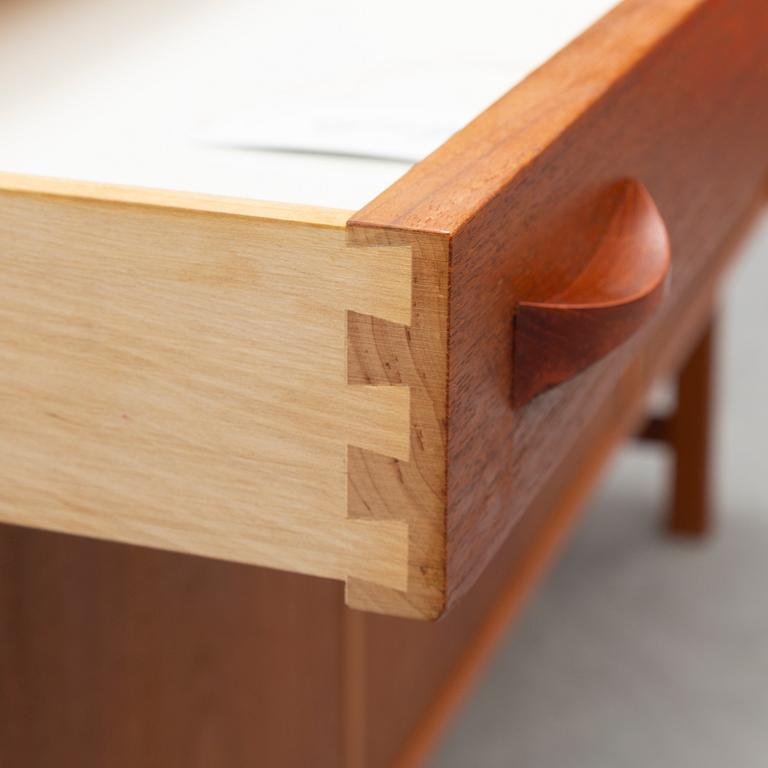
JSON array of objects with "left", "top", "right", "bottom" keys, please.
[
  {"left": 0, "top": 0, "right": 765, "bottom": 621},
  {"left": 351, "top": 0, "right": 768, "bottom": 614}
]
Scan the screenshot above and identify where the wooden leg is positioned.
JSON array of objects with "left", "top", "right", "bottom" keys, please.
[
  {"left": 638, "top": 316, "right": 716, "bottom": 535},
  {"left": 666, "top": 317, "right": 716, "bottom": 535}
]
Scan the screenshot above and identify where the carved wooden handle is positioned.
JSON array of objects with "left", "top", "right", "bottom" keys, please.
[{"left": 513, "top": 180, "right": 671, "bottom": 406}]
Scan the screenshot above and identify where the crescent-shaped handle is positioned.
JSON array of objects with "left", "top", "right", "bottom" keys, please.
[{"left": 512, "top": 180, "right": 671, "bottom": 406}]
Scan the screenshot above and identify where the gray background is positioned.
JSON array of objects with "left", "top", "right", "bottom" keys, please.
[{"left": 432, "top": 212, "right": 768, "bottom": 768}]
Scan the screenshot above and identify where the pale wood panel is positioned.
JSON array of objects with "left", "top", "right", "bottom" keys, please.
[{"left": 0, "top": 184, "right": 420, "bottom": 599}]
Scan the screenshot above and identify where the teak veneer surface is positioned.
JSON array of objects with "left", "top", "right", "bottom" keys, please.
[{"left": 0, "top": 526, "right": 347, "bottom": 768}]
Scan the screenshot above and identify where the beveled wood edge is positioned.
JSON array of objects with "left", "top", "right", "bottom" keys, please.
[
  {"left": 349, "top": 0, "right": 700, "bottom": 235},
  {"left": 0, "top": 171, "right": 353, "bottom": 228}
]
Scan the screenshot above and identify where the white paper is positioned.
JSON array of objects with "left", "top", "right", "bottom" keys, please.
[{"left": 0, "top": 0, "right": 619, "bottom": 209}]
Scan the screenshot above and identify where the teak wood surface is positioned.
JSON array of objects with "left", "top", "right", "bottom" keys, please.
[
  {"left": 0, "top": 0, "right": 766, "bottom": 623},
  {"left": 353, "top": 0, "right": 768, "bottom": 615}
]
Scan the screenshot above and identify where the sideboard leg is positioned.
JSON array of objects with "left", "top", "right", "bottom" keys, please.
[{"left": 666, "top": 317, "right": 717, "bottom": 536}]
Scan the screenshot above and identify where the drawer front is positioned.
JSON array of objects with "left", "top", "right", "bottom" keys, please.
[{"left": 351, "top": 0, "right": 768, "bottom": 609}]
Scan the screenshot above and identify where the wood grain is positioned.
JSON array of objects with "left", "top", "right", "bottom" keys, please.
[
  {"left": 0, "top": 177, "right": 448, "bottom": 616},
  {"left": 0, "top": 525, "right": 347, "bottom": 768},
  {"left": 1, "top": 0, "right": 765, "bottom": 623},
  {"left": 345, "top": 228, "right": 449, "bottom": 619},
  {"left": 350, "top": 0, "right": 768, "bottom": 612}
]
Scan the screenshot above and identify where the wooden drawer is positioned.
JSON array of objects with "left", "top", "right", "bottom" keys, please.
[{"left": 0, "top": 0, "right": 766, "bottom": 620}]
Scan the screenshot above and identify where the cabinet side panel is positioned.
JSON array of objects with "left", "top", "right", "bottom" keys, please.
[{"left": 0, "top": 525, "right": 345, "bottom": 768}]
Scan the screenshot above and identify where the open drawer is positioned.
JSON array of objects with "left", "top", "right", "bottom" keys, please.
[{"left": 0, "top": 0, "right": 766, "bottom": 619}]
